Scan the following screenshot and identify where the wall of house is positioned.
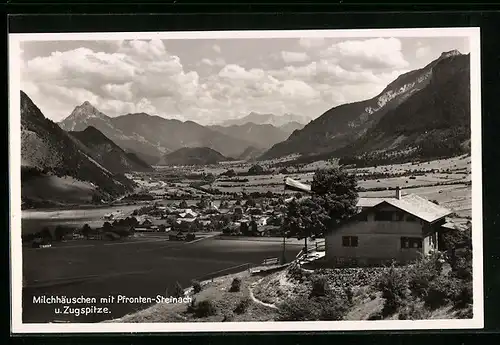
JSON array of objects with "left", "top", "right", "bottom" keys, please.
[{"left": 325, "top": 205, "right": 432, "bottom": 266}]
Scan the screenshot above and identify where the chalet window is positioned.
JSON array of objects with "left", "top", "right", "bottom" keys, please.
[
  {"left": 401, "top": 237, "right": 422, "bottom": 249},
  {"left": 374, "top": 211, "right": 393, "bottom": 221},
  {"left": 342, "top": 236, "right": 358, "bottom": 247}
]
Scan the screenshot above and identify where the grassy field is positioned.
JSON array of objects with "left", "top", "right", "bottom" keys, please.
[{"left": 22, "top": 237, "right": 302, "bottom": 323}]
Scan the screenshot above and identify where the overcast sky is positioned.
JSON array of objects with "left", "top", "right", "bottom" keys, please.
[{"left": 19, "top": 35, "right": 470, "bottom": 125}]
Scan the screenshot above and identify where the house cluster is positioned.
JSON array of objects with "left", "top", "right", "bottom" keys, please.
[{"left": 125, "top": 199, "right": 288, "bottom": 238}]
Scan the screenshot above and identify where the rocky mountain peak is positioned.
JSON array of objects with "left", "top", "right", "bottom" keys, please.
[{"left": 440, "top": 50, "right": 462, "bottom": 59}]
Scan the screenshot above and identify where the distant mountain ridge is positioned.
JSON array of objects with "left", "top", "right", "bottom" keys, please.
[
  {"left": 58, "top": 107, "right": 255, "bottom": 163},
  {"left": 261, "top": 50, "right": 470, "bottom": 162},
  {"left": 159, "top": 147, "right": 228, "bottom": 166},
  {"left": 68, "top": 126, "right": 152, "bottom": 173},
  {"left": 219, "top": 112, "right": 311, "bottom": 127},
  {"left": 20, "top": 91, "right": 136, "bottom": 206},
  {"left": 208, "top": 123, "right": 293, "bottom": 150}
]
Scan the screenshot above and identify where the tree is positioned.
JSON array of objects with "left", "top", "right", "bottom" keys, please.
[
  {"left": 223, "top": 169, "right": 236, "bottom": 177},
  {"left": 102, "top": 221, "right": 113, "bottom": 232},
  {"left": 179, "top": 200, "right": 188, "bottom": 209},
  {"left": 310, "top": 167, "right": 359, "bottom": 226},
  {"left": 283, "top": 198, "right": 331, "bottom": 252},
  {"left": 248, "top": 164, "right": 264, "bottom": 175},
  {"left": 81, "top": 224, "right": 92, "bottom": 238},
  {"left": 283, "top": 167, "right": 358, "bottom": 252}
]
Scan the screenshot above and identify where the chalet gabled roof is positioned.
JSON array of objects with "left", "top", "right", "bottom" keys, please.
[{"left": 372, "top": 194, "right": 452, "bottom": 223}]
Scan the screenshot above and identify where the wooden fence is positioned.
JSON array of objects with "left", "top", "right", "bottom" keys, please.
[
  {"left": 195, "top": 263, "right": 254, "bottom": 283},
  {"left": 262, "top": 257, "right": 279, "bottom": 265}
]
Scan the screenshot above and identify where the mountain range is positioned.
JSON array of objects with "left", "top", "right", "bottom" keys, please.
[
  {"left": 58, "top": 104, "right": 306, "bottom": 165},
  {"left": 261, "top": 50, "right": 471, "bottom": 162},
  {"left": 20, "top": 91, "right": 139, "bottom": 207},
  {"left": 219, "top": 112, "right": 311, "bottom": 127}
]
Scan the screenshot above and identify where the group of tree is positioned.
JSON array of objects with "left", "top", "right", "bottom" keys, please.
[
  {"left": 247, "top": 164, "right": 266, "bottom": 175},
  {"left": 283, "top": 167, "right": 359, "bottom": 252}
]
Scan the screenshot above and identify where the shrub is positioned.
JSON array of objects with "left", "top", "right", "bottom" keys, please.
[
  {"left": 276, "top": 297, "right": 319, "bottom": 321},
  {"left": 310, "top": 275, "right": 330, "bottom": 298},
  {"left": 450, "top": 249, "right": 472, "bottom": 281},
  {"left": 277, "top": 295, "right": 348, "bottom": 321},
  {"left": 187, "top": 297, "right": 197, "bottom": 313},
  {"left": 376, "top": 266, "right": 408, "bottom": 317},
  {"left": 229, "top": 277, "right": 242, "bottom": 292},
  {"left": 315, "top": 296, "right": 349, "bottom": 321},
  {"left": 345, "top": 287, "right": 354, "bottom": 305},
  {"left": 407, "top": 252, "right": 443, "bottom": 298},
  {"left": 195, "top": 300, "right": 218, "bottom": 318},
  {"left": 454, "top": 281, "right": 473, "bottom": 308},
  {"left": 424, "top": 276, "right": 463, "bottom": 309},
  {"left": 398, "top": 302, "right": 430, "bottom": 320},
  {"left": 234, "top": 297, "right": 252, "bottom": 314},
  {"left": 192, "top": 280, "right": 202, "bottom": 294}
]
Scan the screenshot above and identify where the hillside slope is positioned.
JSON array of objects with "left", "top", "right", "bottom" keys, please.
[
  {"left": 336, "top": 53, "right": 471, "bottom": 165},
  {"left": 68, "top": 126, "right": 152, "bottom": 173},
  {"left": 20, "top": 91, "right": 135, "bottom": 206},
  {"left": 159, "top": 147, "right": 227, "bottom": 166},
  {"left": 261, "top": 50, "right": 469, "bottom": 161}
]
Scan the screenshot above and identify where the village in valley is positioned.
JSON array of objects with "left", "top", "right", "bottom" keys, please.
[
  {"left": 22, "top": 153, "right": 473, "bottom": 323},
  {"left": 18, "top": 35, "right": 475, "bottom": 324}
]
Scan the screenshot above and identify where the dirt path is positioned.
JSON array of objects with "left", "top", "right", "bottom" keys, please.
[{"left": 248, "top": 279, "right": 278, "bottom": 310}]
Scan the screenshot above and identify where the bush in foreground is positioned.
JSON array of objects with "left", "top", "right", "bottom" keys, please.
[
  {"left": 276, "top": 294, "right": 348, "bottom": 321},
  {"left": 376, "top": 266, "right": 408, "bottom": 317},
  {"left": 309, "top": 275, "right": 330, "bottom": 298},
  {"left": 192, "top": 280, "right": 202, "bottom": 294},
  {"left": 229, "top": 277, "right": 242, "bottom": 292},
  {"left": 234, "top": 297, "right": 252, "bottom": 315},
  {"left": 195, "top": 300, "right": 218, "bottom": 317}
]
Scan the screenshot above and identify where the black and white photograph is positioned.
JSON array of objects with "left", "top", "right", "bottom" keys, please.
[{"left": 9, "top": 28, "right": 483, "bottom": 333}]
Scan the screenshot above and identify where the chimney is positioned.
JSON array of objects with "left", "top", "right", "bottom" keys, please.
[{"left": 395, "top": 186, "right": 402, "bottom": 200}]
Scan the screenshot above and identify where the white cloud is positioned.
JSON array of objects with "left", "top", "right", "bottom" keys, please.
[
  {"left": 281, "top": 51, "right": 310, "bottom": 63},
  {"left": 20, "top": 36, "right": 425, "bottom": 125},
  {"left": 200, "top": 57, "right": 226, "bottom": 67},
  {"left": 212, "top": 44, "right": 221, "bottom": 53},
  {"left": 416, "top": 45, "right": 431, "bottom": 59},
  {"left": 298, "top": 37, "right": 326, "bottom": 49},
  {"left": 320, "top": 37, "right": 409, "bottom": 70}
]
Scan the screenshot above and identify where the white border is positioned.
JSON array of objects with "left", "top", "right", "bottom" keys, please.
[{"left": 9, "top": 27, "right": 483, "bottom": 334}]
